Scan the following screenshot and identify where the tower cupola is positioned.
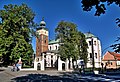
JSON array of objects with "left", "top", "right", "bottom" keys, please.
[{"left": 40, "top": 17, "right": 46, "bottom": 28}]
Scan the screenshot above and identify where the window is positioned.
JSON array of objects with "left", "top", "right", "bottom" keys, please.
[
  {"left": 95, "top": 53, "right": 97, "bottom": 59},
  {"left": 50, "top": 46, "right": 51, "bottom": 50},
  {"left": 94, "top": 41, "right": 96, "bottom": 45},
  {"left": 44, "top": 55, "right": 46, "bottom": 58},
  {"left": 56, "top": 45, "right": 57, "bottom": 50},
  {"left": 44, "top": 40, "right": 46, "bottom": 44},
  {"left": 51, "top": 55, "right": 53, "bottom": 58},
  {"left": 105, "top": 62, "right": 108, "bottom": 65},
  {"left": 111, "top": 62, "right": 112, "bottom": 65},
  {"left": 90, "top": 53, "right": 92, "bottom": 58},
  {"left": 89, "top": 41, "right": 92, "bottom": 46}
]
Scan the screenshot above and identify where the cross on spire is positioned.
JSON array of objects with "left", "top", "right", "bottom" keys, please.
[{"left": 42, "top": 17, "right": 44, "bottom": 21}]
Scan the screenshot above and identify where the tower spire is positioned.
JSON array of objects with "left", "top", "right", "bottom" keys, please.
[{"left": 42, "top": 17, "right": 44, "bottom": 21}]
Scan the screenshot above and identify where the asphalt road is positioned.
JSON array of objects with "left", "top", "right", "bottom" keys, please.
[{"left": 0, "top": 67, "right": 120, "bottom": 82}]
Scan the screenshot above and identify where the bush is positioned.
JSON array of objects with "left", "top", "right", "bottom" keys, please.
[{"left": 84, "top": 68, "right": 92, "bottom": 72}]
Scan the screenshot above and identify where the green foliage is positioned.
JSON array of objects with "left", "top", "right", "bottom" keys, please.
[
  {"left": 78, "top": 32, "right": 88, "bottom": 64},
  {"left": 0, "top": 4, "right": 36, "bottom": 65},
  {"left": 81, "top": 0, "right": 120, "bottom": 16},
  {"left": 55, "top": 21, "right": 88, "bottom": 64}
]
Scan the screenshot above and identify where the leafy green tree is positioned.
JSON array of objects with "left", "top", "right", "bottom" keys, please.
[
  {"left": 0, "top": 4, "right": 36, "bottom": 66},
  {"left": 81, "top": 0, "right": 120, "bottom": 53},
  {"left": 77, "top": 32, "right": 88, "bottom": 64},
  {"left": 55, "top": 21, "right": 88, "bottom": 65},
  {"left": 81, "top": 0, "right": 120, "bottom": 16},
  {"left": 81, "top": 0, "right": 120, "bottom": 27}
]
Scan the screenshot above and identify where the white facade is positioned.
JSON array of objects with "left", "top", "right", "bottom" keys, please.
[
  {"left": 85, "top": 32, "right": 102, "bottom": 68},
  {"left": 36, "top": 29, "right": 48, "bottom": 36},
  {"left": 35, "top": 19, "right": 101, "bottom": 70},
  {"left": 48, "top": 39, "right": 59, "bottom": 51},
  {"left": 48, "top": 32, "right": 102, "bottom": 68},
  {"left": 44, "top": 52, "right": 58, "bottom": 68}
]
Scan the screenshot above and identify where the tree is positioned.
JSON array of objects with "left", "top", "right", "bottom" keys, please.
[
  {"left": 81, "top": 0, "right": 120, "bottom": 53},
  {"left": 0, "top": 4, "right": 36, "bottom": 66},
  {"left": 81, "top": 0, "right": 120, "bottom": 26},
  {"left": 78, "top": 32, "right": 88, "bottom": 64},
  {"left": 81, "top": 0, "right": 120, "bottom": 16},
  {"left": 55, "top": 21, "right": 88, "bottom": 65}
]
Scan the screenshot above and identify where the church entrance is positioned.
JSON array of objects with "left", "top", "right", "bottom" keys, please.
[
  {"left": 37, "top": 63, "right": 41, "bottom": 70},
  {"left": 62, "top": 63, "right": 65, "bottom": 70}
]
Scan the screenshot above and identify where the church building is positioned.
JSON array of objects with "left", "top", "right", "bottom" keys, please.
[{"left": 35, "top": 18, "right": 102, "bottom": 71}]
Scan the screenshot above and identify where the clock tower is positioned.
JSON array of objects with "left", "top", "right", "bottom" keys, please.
[{"left": 36, "top": 18, "right": 48, "bottom": 57}]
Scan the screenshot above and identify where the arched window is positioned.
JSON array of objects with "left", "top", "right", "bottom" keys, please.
[
  {"left": 44, "top": 40, "right": 46, "bottom": 44},
  {"left": 89, "top": 41, "right": 92, "bottom": 46},
  {"left": 50, "top": 46, "right": 51, "bottom": 50},
  {"left": 94, "top": 41, "right": 96, "bottom": 45},
  {"left": 95, "top": 53, "right": 97, "bottom": 59},
  {"left": 90, "top": 53, "right": 92, "bottom": 58},
  {"left": 56, "top": 45, "right": 57, "bottom": 50}
]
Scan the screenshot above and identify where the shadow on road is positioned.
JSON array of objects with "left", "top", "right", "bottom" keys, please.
[
  {"left": 11, "top": 72, "right": 80, "bottom": 82},
  {"left": 11, "top": 71, "right": 120, "bottom": 82},
  {"left": 0, "top": 69, "right": 4, "bottom": 71}
]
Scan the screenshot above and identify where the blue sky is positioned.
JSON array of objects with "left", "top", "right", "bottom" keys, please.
[{"left": 0, "top": 0, "right": 120, "bottom": 55}]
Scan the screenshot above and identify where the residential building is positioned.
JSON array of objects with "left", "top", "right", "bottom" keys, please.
[{"left": 102, "top": 51, "right": 120, "bottom": 69}]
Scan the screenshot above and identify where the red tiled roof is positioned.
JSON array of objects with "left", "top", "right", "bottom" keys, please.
[{"left": 109, "top": 51, "right": 120, "bottom": 60}]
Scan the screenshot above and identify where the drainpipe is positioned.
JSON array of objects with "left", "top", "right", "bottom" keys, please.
[{"left": 91, "top": 37, "right": 95, "bottom": 72}]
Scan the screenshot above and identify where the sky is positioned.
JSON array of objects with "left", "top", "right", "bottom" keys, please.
[{"left": 0, "top": 0, "right": 120, "bottom": 55}]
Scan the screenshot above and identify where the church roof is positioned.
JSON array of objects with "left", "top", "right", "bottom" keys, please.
[
  {"left": 36, "top": 17, "right": 48, "bottom": 31},
  {"left": 40, "top": 17, "right": 46, "bottom": 26},
  {"left": 49, "top": 39, "right": 60, "bottom": 44},
  {"left": 40, "top": 20, "right": 46, "bottom": 25},
  {"left": 109, "top": 51, "right": 120, "bottom": 60},
  {"left": 84, "top": 32, "right": 97, "bottom": 39},
  {"left": 48, "top": 32, "right": 99, "bottom": 45},
  {"left": 103, "top": 51, "right": 120, "bottom": 61}
]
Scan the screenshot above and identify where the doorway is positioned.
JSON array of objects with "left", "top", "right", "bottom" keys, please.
[{"left": 37, "top": 63, "right": 41, "bottom": 70}]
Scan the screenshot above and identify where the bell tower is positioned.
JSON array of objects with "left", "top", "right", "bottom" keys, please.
[{"left": 36, "top": 18, "right": 48, "bottom": 57}]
